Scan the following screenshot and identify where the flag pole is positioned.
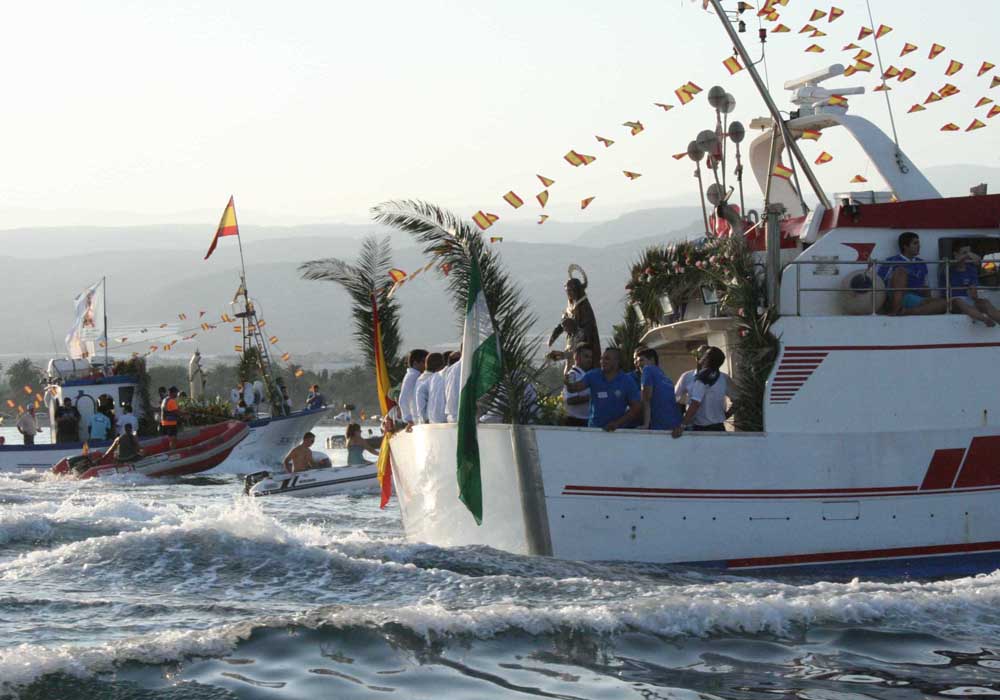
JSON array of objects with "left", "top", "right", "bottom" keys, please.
[{"left": 102, "top": 276, "right": 110, "bottom": 372}]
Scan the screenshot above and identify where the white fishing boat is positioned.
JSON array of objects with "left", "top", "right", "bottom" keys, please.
[
  {"left": 244, "top": 462, "right": 378, "bottom": 498},
  {"left": 386, "top": 2, "right": 1000, "bottom": 576}
]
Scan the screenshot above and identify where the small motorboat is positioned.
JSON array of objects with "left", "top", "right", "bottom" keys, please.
[
  {"left": 51, "top": 420, "right": 249, "bottom": 479},
  {"left": 244, "top": 461, "right": 378, "bottom": 498}
]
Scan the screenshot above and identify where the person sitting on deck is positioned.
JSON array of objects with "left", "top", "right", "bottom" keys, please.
[
  {"left": 106, "top": 422, "right": 142, "bottom": 464},
  {"left": 561, "top": 344, "right": 593, "bottom": 427},
  {"left": 948, "top": 243, "right": 1000, "bottom": 327},
  {"left": 672, "top": 346, "right": 732, "bottom": 437},
  {"left": 877, "top": 232, "right": 948, "bottom": 316},
  {"left": 637, "top": 348, "right": 683, "bottom": 431},
  {"left": 305, "top": 384, "right": 325, "bottom": 411},
  {"left": 283, "top": 431, "right": 319, "bottom": 473},
  {"left": 563, "top": 347, "right": 640, "bottom": 432}
]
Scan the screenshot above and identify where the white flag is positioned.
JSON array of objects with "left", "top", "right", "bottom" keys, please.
[{"left": 65, "top": 280, "right": 104, "bottom": 359}]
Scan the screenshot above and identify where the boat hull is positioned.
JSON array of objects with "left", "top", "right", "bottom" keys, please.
[
  {"left": 388, "top": 424, "right": 1000, "bottom": 576},
  {"left": 54, "top": 421, "right": 249, "bottom": 479},
  {"left": 246, "top": 463, "right": 378, "bottom": 498},
  {"left": 0, "top": 407, "right": 328, "bottom": 472}
]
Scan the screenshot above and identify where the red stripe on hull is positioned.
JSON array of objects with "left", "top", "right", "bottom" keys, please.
[{"left": 727, "top": 540, "right": 1000, "bottom": 569}]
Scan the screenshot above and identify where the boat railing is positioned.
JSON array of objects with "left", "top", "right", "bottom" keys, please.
[{"left": 787, "top": 258, "right": 998, "bottom": 316}]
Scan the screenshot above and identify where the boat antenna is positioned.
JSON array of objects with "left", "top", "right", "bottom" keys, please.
[
  {"left": 865, "top": 0, "right": 900, "bottom": 147},
  {"left": 705, "top": 0, "right": 831, "bottom": 211},
  {"left": 102, "top": 276, "right": 110, "bottom": 372}
]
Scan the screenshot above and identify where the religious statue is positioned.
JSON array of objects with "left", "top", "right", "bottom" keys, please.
[
  {"left": 547, "top": 264, "right": 600, "bottom": 362},
  {"left": 188, "top": 349, "right": 206, "bottom": 402}
]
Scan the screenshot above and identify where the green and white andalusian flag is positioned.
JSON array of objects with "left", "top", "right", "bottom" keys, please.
[{"left": 457, "top": 254, "right": 502, "bottom": 524}]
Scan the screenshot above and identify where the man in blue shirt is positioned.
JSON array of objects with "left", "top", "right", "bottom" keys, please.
[
  {"left": 88, "top": 409, "right": 112, "bottom": 442},
  {"left": 877, "top": 232, "right": 947, "bottom": 316},
  {"left": 637, "top": 348, "right": 683, "bottom": 430},
  {"left": 948, "top": 243, "right": 1000, "bottom": 326},
  {"left": 564, "top": 347, "right": 640, "bottom": 431}
]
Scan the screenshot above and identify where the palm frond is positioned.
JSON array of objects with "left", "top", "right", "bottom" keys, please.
[
  {"left": 372, "top": 200, "right": 540, "bottom": 423},
  {"left": 299, "top": 235, "right": 405, "bottom": 385}
]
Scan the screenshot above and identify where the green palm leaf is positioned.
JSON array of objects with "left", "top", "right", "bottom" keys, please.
[
  {"left": 372, "top": 200, "right": 540, "bottom": 423},
  {"left": 299, "top": 235, "right": 405, "bottom": 386}
]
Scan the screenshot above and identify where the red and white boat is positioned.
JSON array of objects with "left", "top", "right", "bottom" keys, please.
[
  {"left": 385, "top": 2, "right": 1000, "bottom": 577},
  {"left": 52, "top": 420, "right": 249, "bottom": 479}
]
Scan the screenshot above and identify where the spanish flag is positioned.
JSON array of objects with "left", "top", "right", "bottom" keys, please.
[
  {"left": 975, "top": 97, "right": 993, "bottom": 108},
  {"left": 801, "top": 129, "right": 822, "bottom": 140},
  {"left": 989, "top": 105, "right": 1000, "bottom": 119},
  {"left": 772, "top": 24, "right": 790, "bottom": 33},
  {"left": 772, "top": 162, "right": 793, "bottom": 180},
  {"left": 503, "top": 191, "right": 524, "bottom": 209},
  {"left": 979, "top": 61, "right": 996, "bottom": 77},
  {"left": 654, "top": 102, "right": 674, "bottom": 111},
  {"left": 564, "top": 150, "right": 596, "bottom": 167},
  {"left": 537, "top": 174, "right": 555, "bottom": 187},
  {"left": 723, "top": 56, "right": 744, "bottom": 74},
  {"left": 828, "top": 6, "right": 844, "bottom": 22},
  {"left": 940, "top": 123, "right": 960, "bottom": 132},
  {"left": 536, "top": 190, "right": 549, "bottom": 208},
  {"left": 814, "top": 152, "right": 833, "bottom": 165},
  {"left": 900, "top": 43, "right": 918, "bottom": 56},
  {"left": 929, "top": 43, "right": 946, "bottom": 60},
  {"left": 966, "top": 119, "right": 987, "bottom": 132},
  {"left": 623, "top": 171, "right": 642, "bottom": 180},
  {"left": 809, "top": 9, "right": 826, "bottom": 21},
  {"left": 925, "top": 92, "right": 942, "bottom": 104},
  {"left": 875, "top": 24, "right": 892, "bottom": 39},
  {"left": 580, "top": 196, "right": 595, "bottom": 210},
  {"left": 623, "top": 121, "right": 644, "bottom": 135},
  {"left": 538, "top": 215, "right": 549, "bottom": 224},
  {"left": 371, "top": 293, "right": 397, "bottom": 509},
  {"left": 993, "top": 76, "right": 1000, "bottom": 89},
  {"left": 472, "top": 211, "right": 499, "bottom": 230},
  {"left": 828, "top": 95, "right": 849, "bottom": 106},
  {"left": 851, "top": 175, "right": 868, "bottom": 183},
  {"left": 898, "top": 68, "right": 917, "bottom": 82},
  {"left": 857, "top": 26, "right": 873, "bottom": 40},
  {"left": 388, "top": 268, "right": 407, "bottom": 283},
  {"left": 945, "top": 60, "right": 964, "bottom": 77},
  {"left": 204, "top": 196, "right": 240, "bottom": 260},
  {"left": 805, "top": 44, "right": 825, "bottom": 54},
  {"left": 596, "top": 135, "right": 615, "bottom": 147}
]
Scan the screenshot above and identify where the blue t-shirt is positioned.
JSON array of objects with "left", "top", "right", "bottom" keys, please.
[
  {"left": 877, "top": 254, "right": 927, "bottom": 290},
  {"left": 949, "top": 265, "right": 979, "bottom": 298},
  {"left": 641, "top": 365, "right": 683, "bottom": 430},
  {"left": 89, "top": 412, "right": 111, "bottom": 440},
  {"left": 581, "top": 369, "right": 640, "bottom": 428}
]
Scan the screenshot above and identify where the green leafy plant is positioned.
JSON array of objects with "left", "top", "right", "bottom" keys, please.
[
  {"left": 372, "top": 200, "right": 539, "bottom": 423},
  {"left": 299, "top": 235, "right": 405, "bottom": 387}
]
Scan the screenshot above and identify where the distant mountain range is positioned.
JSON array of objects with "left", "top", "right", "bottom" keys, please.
[
  {"left": 3, "top": 162, "right": 997, "bottom": 365},
  {"left": 0, "top": 207, "right": 702, "bottom": 364}
]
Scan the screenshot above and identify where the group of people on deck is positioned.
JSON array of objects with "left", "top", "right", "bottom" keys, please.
[
  {"left": 878, "top": 232, "right": 1000, "bottom": 326},
  {"left": 394, "top": 348, "right": 464, "bottom": 427},
  {"left": 560, "top": 344, "right": 732, "bottom": 437}
]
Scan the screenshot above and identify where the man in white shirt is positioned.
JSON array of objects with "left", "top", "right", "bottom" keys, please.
[
  {"left": 561, "top": 345, "right": 593, "bottom": 427},
  {"left": 15, "top": 406, "right": 41, "bottom": 446},
  {"left": 427, "top": 353, "right": 451, "bottom": 423},
  {"left": 396, "top": 349, "right": 427, "bottom": 427},
  {"left": 415, "top": 352, "right": 444, "bottom": 423},
  {"left": 443, "top": 350, "right": 462, "bottom": 423},
  {"left": 674, "top": 345, "right": 708, "bottom": 408},
  {"left": 672, "top": 346, "right": 732, "bottom": 437},
  {"left": 117, "top": 404, "right": 139, "bottom": 436}
]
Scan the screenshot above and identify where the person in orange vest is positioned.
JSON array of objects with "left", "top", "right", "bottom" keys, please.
[{"left": 160, "top": 386, "right": 181, "bottom": 448}]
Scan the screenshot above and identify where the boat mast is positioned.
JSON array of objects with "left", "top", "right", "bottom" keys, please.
[
  {"left": 102, "top": 276, "right": 110, "bottom": 372},
  {"left": 705, "top": 0, "right": 832, "bottom": 211},
  {"left": 230, "top": 204, "right": 282, "bottom": 413}
]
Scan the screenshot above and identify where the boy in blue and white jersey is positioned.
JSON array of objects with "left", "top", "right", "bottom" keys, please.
[
  {"left": 877, "top": 231, "right": 947, "bottom": 316},
  {"left": 948, "top": 243, "right": 1000, "bottom": 327}
]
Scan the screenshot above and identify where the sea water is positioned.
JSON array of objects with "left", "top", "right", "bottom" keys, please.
[{"left": 1, "top": 426, "right": 1000, "bottom": 699}]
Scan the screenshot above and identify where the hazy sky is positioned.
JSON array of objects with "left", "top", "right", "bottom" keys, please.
[{"left": 2, "top": 0, "right": 999, "bottom": 230}]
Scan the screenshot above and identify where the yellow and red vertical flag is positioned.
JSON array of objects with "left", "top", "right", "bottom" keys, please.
[
  {"left": 723, "top": 56, "right": 744, "bottom": 75},
  {"left": 204, "top": 196, "right": 240, "bottom": 260},
  {"left": 503, "top": 191, "right": 524, "bottom": 209},
  {"left": 929, "top": 43, "right": 946, "bottom": 60},
  {"left": 772, "top": 162, "right": 794, "bottom": 180},
  {"left": 371, "top": 293, "right": 397, "bottom": 509}
]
